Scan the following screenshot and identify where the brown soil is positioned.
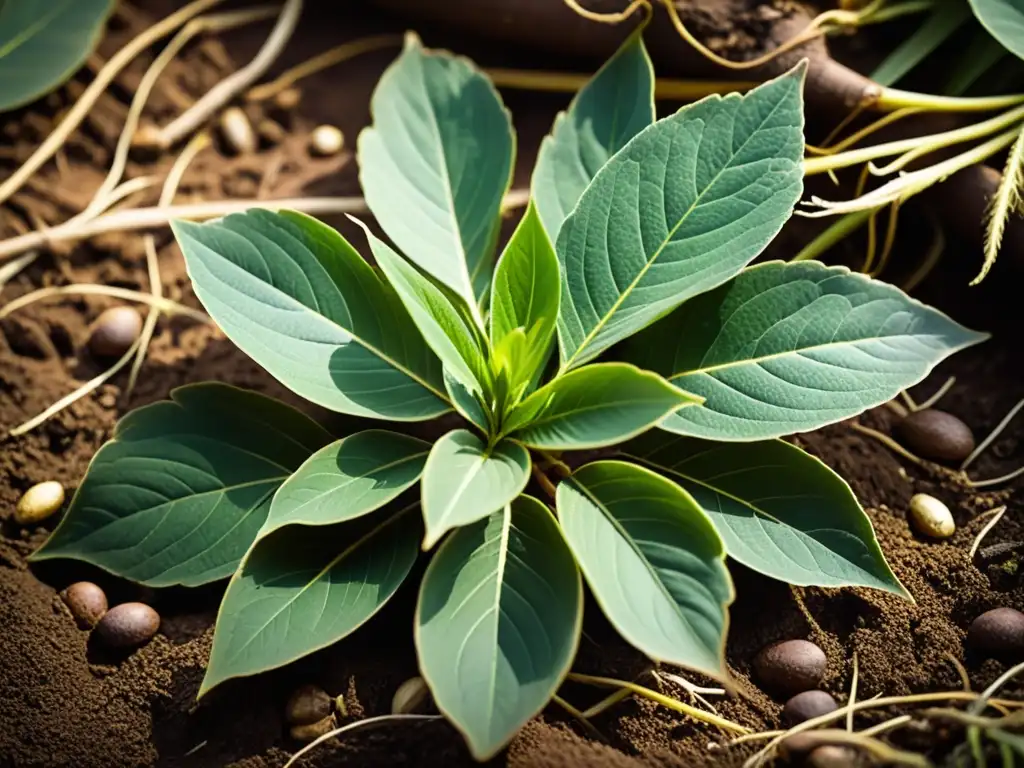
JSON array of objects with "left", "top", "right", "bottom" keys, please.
[{"left": 1, "top": 3, "right": 1023, "bottom": 768}]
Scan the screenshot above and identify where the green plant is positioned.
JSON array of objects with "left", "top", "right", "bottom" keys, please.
[
  {"left": 0, "top": 0, "right": 116, "bottom": 112},
  {"left": 31, "top": 31, "right": 988, "bottom": 760}
]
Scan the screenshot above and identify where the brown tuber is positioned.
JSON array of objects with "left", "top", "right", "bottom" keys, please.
[
  {"left": 897, "top": 409, "right": 975, "bottom": 464},
  {"left": 967, "top": 607, "right": 1024, "bottom": 658},
  {"left": 285, "top": 684, "right": 333, "bottom": 726},
  {"left": 754, "top": 639, "right": 827, "bottom": 697},
  {"left": 782, "top": 690, "right": 838, "bottom": 725},
  {"left": 88, "top": 307, "right": 142, "bottom": 360},
  {"left": 93, "top": 602, "right": 160, "bottom": 648},
  {"left": 61, "top": 581, "right": 108, "bottom": 629}
]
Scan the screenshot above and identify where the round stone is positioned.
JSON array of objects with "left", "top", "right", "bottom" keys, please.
[
  {"left": 897, "top": 409, "right": 975, "bottom": 463},
  {"left": 782, "top": 690, "right": 839, "bottom": 725},
  {"left": 754, "top": 639, "right": 827, "bottom": 697},
  {"left": 61, "top": 581, "right": 108, "bottom": 629},
  {"left": 967, "top": 607, "right": 1024, "bottom": 658},
  {"left": 93, "top": 602, "right": 160, "bottom": 648}
]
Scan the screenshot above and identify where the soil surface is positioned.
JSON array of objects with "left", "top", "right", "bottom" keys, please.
[{"left": 1, "top": 3, "right": 1022, "bottom": 767}]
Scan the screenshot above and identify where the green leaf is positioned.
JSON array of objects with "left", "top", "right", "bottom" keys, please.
[
  {"left": 870, "top": 1, "right": 970, "bottom": 87},
  {"left": 173, "top": 210, "right": 448, "bottom": 422},
  {"left": 261, "top": 429, "right": 429, "bottom": 537},
  {"left": 531, "top": 26, "right": 654, "bottom": 241},
  {"left": 623, "top": 432, "right": 908, "bottom": 595},
  {"left": 31, "top": 383, "right": 331, "bottom": 587},
  {"left": 504, "top": 363, "right": 701, "bottom": 450},
  {"left": 201, "top": 505, "right": 420, "bottom": 696},
  {"left": 421, "top": 430, "right": 530, "bottom": 549},
  {"left": 556, "top": 461, "right": 732, "bottom": 679},
  {"left": 0, "top": 0, "right": 115, "bottom": 112},
  {"left": 969, "top": 0, "right": 1024, "bottom": 61},
  {"left": 444, "top": 370, "right": 490, "bottom": 434},
  {"left": 356, "top": 218, "right": 491, "bottom": 395},
  {"left": 556, "top": 65, "right": 806, "bottom": 370},
  {"left": 623, "top": 260, "right": 988, "bottom": 441},
  {"left": 358, "top": 32, "right": 515, "bottom": 310},
  {"left": 416, "top": 496, "right": 582, "bottom": 760},
  {"left": 489, "top": 201, "right": 560, "bottom": 396}
]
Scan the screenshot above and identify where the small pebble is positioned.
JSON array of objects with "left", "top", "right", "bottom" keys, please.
[
  {"left": 391, "top": 676, "right": 430, "bottom": 714},
  {"left": 753, "top": 639, "right": 827, "bottom": 697},
  {"left": 897, "top": 409, "right": 975, "bottom": 463},
  {"left": 782, "top": 690, "right": 838, "bottom": 725},
  {"left": 808, "top": 745, "right": 858, "bottom": 768},
  {"left": 93, "top": 602, "right": 160, "bottom": 648},
  {"left": 909, "top": 493, "right": 955, "bottom": 539},
  {"left": 285, "top": 684, "right": 333, "bottom": 726},
  {"left": 14, "top": 481, "right": 65, "bottom": 525},
  {"left": 310, "top": 125, "right": 344, "bottom": 156},
  {"left": 289, "top": 714, "right": 336, "bottom": 743},
  {"left": 967, "top": 607, "right": 1024, "bottom": 657},
  {"left": 89, "top": 307, "right": 142, "bottom": 359},
  {"left": 61, "top": 582, "right": 108, "bottom": 629},
  {"left": 220, "top": 107, "right": 257, "bottom": 155}
]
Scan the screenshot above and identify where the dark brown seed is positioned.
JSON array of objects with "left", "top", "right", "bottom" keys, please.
[
  {"left": 782, "top": 690, "right": 838, "bottom": 725},
  {"left": 753, "top": 639, "right": 827, "bottom": 697},
  {"left": 88, "top": 307, "right": 142, "bottom": 359},
  {"left": 61, "top": 581, "right": 108, "bottom": 629},
  {"left": 289, "top": 715, "right": 336, "bottom": 743},
  {"left": 285, "top": 684, "right": 333, "bottom": 726},
  {"left": 93, "top": 602, "right": 160, "bottom": 648},
  {"left": 967, "top": 607, "right": 1024, "bottom": 657},
  {"left": 808, "top": 745, "right": 858, "bottom": 768},
  {"left": 897, "top": 409, "right": 975, "bottom": 463}
]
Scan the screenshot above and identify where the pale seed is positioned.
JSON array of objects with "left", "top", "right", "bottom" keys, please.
[
  {"left": 909, "top": 493, "right": 955, "bottom": 539},
  {"left": 310, "top": 125, "right": 344, "bottom": 156},
  {"left": 89, "top": 306, "right": 142, "bottom": 359},
  {"left": 220, "top": 107, "right": 257, "bottom": 155},
  {"left": 391, "top": 676, "right": 429, "bottom": 714},
  {"left": 289, "top": 714, "right": 336, "bottom": 742},
  {"left": 61, "top": 581, "right": 108, "bottom": 629},
  {"left": 285, "top": 684, "right": 332, "bottom": 725},
  {"left": 14, "top": 481, "right": 65, "bottom": 525}
]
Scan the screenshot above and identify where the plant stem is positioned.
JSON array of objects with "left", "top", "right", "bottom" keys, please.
[
  {"left": 532, "top": 464, "right": 559, "bottom": 500},
  {"left": 483, "top": 68, "right": 755, "bottom": 100},
  {"left": 0, "top": 0, "right": 225, "bottom": 208},
  {"left": 566, "top": 673, "right": 750, "bottom": 734},
  {"left": 151, "top": 0, "right": 303, "bottom": 148},
  {"left": 282, "top": 715, "right": 442, "bottom": 768},
  {"left": 791, "top": 210, "right": 874, "bottom": 262},
  {"left": 961, "top": 396, "right": 1024, "bottom": 470},
  {"left": 876, "top": 88, "right": 1024, "bottom": 113}
]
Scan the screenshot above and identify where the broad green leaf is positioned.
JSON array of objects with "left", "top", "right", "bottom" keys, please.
[
  {"left": 969, "top": 0, "right": 1024, "bottom": 61},
  {"left": 622, "top": 432, "right": 908, "bottom": 596},
  {"left": 623, "top": 260, "right": 988, "bottom": 441},
  {"left": 421, "top": 430, "right": 530, "bottom": 549},
  {"left": 358, "top": 32, "right": 514, "bottom": 309},
  {"left": 556, "top": 461, "right": 732, "bottom": 679},
  {"left": 531, "top": 25, "right": 654, "bottom": 241},
  {"left": 416, "top": 497, "right": 582, "bottom": 760},
  {"left": 356, "top": 219, "right": 491, "bottom": 395},
  {"left": 0, "top": 0, "right": 115, "bottom": 112},
  {"left": 556, "top": 65, "right": 806, "bottom": 370},
  {"left": 201, "top": 505, "right": 420, "bottom": 696},
  {"left": 503, "top": 363, "right": 701, "bottom": 450},
  {"left": 31, "top": 383, "right": 331, "bottom": 587},
  {"left": 261, "top": 429, "right": 429, "bottom": 537},
  {"left": 173, "top": 210, "right": 448, "bottom": 422},
  {"left": 444, "top": 370, "right": 490, "bottom": 434},
  {"left": 489, "top": 201, "right": 560, "bottom": 397}
]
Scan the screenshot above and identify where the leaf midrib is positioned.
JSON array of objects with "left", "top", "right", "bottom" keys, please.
[{"left": 0, "top": 0, "right": 70, "bottom": 59}]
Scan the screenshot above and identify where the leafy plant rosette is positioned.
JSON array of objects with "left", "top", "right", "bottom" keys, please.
[{"left": 32, "top": 30, "right": 987, "bottom": 760}]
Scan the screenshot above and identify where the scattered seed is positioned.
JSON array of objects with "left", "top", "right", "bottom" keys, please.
[
  {"left": 753, "top": 639, "right": 827, "bottom": 697},
  {"left": 909, "top": 493, "right": 955, "bottom": 539},
  {"left": 782, "top": 690, "right": 838, "bottom": 725},
  {"left": 14, "top": 481, "right": 65, "bottom": 525},
  {"left": 61, "top": 581, "right": 108, "bottom": 629},
  {"left": 257, "top": 119, "right": 286, "bottom": 147},
  {"left": 896, "top": 409, "right": 975, "bottom": 463},
  {"left": 273, "top": 87, "right": 301, "bottom": 111},
  {"left": 220, "top": 107, "right": 257, "bottom": 155},
  {"left": 289, "top": 714, "right": 336, "bottom": 743},
  {"left": 967, "top": 607, "right": 1024, "bottom": 658},
  {"left": 88, "top": 306, "right": 142, "bottom": 359},
  {"left": 310, "top": 125, "right": 344, "bottom": 156},
  {"left": 93, "top": 602, "right": 160, "bottom": 648},
  {"left": 392, "top": 676, "right": 430, "bottom": 714},
  {"left": 286, "top": 684, "right": 333, "bottom": 726},
  {"left": 808, "top": 745, "right": 858, "bottom": 768}
]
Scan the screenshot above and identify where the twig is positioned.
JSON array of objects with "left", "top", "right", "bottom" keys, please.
[
  {"left": 152, "top": 0, "right": 303, "bottom": 148},
  {"left": 0, "top": 251, "right": 38, "bottom": 290},
  {"left": 945, "top": 652, "right": 972, "bottom": 692},
  {"left": 0, "top": 0, "right": 225, "bottom": 208},
  {"left": 580, "top": 688, "right": 632, "bottom": 719},
  {"left": 968, "top": 465, "right": 1024, "bottom": 488},
  {"left": 899, "top": 389, "right": 918, "bottom": 413},
  {"left": 969, "top": 506, "right": 1008, "bottom": 559},
  {"left": 532, "top": 464, "right": 559, "bottom": 500},
  {"left": 916, "top": 376, "right": 957, "bottom": 412},
  {"left": 848, "top": 422, "right": 927, "bottom": 467},
  {"left": 847, "top": 652, "right": 859, "bottom": 732},
  {"left": 0, "top": 284, "right": 208, "bottom": 322},
  {"left": 961, "top": 396, "right": 1024, "bottom": 471},
  {"left": 551, "top": 695, "right": 607, "bottom": 742},
  {"left": 282, "top": 714, "right": 441, "bottom": 768}
]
